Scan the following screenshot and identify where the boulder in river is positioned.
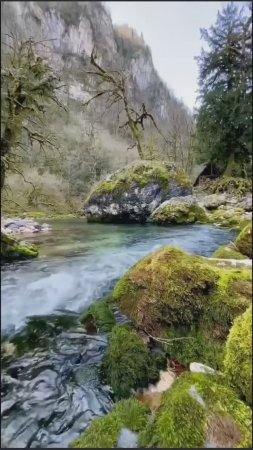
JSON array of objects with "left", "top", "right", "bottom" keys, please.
[
  {"left": 151, "top": 195, "right": 208, "bottom": 225},
  {"left": 84, "top": 161, "right": 192, "bottom": 223}
]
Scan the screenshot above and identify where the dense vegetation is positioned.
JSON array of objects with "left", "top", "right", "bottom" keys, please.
[{"left": 196, "top": 3, "right": 252, "bottom": 176}]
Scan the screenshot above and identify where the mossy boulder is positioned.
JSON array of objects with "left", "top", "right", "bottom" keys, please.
[
  {"left": 70, "top": 398, "right": 149, "bottom": 448},
  {"left": 101, "top": 325, "right": 167, "bottom": 400},
  {"left": 113, "top": 247, "right": 251, "bottom": 369},
  {"left": 151, "top": 195, "right": 209, "bottom": 225},
  {"left": 235, "top": 223, "right": 252, "bottom": 258},
  {"left": 208, "top": 208, "right": 251, "bottom": 230},
  {"left": 212, "top": 243, "right": 247, "bottom": 260},
  {"left": 80, "top": 300, "right": 116, "bottom": 333},
  {"left": 139, "top": 372, "right": 252, "bottom": 448},
  {"left": 1, "top": 232, "right": 39, "bottom": 262},
  {"left": 84, "top": 161, "right": 192, "bottom": 223},
  {"left": 224, "top": 307, "right": 252, "bottom": 405}
]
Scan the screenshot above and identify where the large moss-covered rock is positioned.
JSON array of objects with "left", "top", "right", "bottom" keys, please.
[
  {"left": 139, "top": 372, "right": 252, "bottom": 448},
  {"left": 224, "top": 307, "right": 252, "bottom": 405},
  {"left": 70, "top": 398, "right": 149, "bottom": 448},
  {"left": 84, "top": 161, "right": 192, "bottom": 223},
  {"left": 101, "top": 325, "right": 167, "bottom": 400},
  {"left": 1, "top": 232, "right": 39, "bottom": 262},
  {"left": 113, "top": 247, "right": 251, "bottom": 369},
  {"left": 212, "top": 243, "right": 247, "bottom": 260},
  {"left": 235, "top": 223, "right": 252, "bottom": 259},
  {"left": 151, "top": 196, "right": 208, "bottom": 225}
]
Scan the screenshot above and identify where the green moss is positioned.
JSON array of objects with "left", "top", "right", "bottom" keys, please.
[
  {"left": 80, "top": 300, "right": 116, "bottom": 333},
  {"left": 113, "top": 247, "right": 251, "bottom": 369},
  {"left": 71, "top": 398, "right": 149, "bottom": 448},
  {"left": 164, "top": 326, "right": 225, "bottom": 370},
  {"left": 212, "top": 244, "right": 246, "bottom": 260},
  {"left": 152, "top": 202, "right": 209, "bottom": 225},
  {"left": 1, "top": 232, "right": 39, "bottom": 261},
  {"left": 202, "top": 177, "right": 252, "bottom": 197},
  {"left": 86, "top": 161, "right": 192, "bottom": 203},
  {"left": 224, "top": 307, "right": 252, "bottom": 405},
  {"left": 140, "top": 372, "right": 252, "bottom": 448},
  {"left": 209, "top": 209, "right": 250, "bottom": 230},
  {"left": 71, "top": 413, "right": 122, "bottom": 448},
  {"left": 235, "top": 223, "right": 252, "bottom": 258},
  {"left": 7, "top": 315, "right": 79, "bottom": 357},
  {"left": 101, "top": 325, "right": 166, "bottom": 400}
]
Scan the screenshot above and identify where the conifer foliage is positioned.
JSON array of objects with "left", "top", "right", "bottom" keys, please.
[{"left": 196, "top": 3, "right": 252, "bottom": 175}]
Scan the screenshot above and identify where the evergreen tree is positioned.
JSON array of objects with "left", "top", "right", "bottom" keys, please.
[{"left": 195, "top": 2, "right": 252, "bottom": 176}]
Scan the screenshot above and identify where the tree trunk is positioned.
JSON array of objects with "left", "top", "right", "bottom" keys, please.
[{"left": 224, "top": 153, "right": 236, "bottom": 176}]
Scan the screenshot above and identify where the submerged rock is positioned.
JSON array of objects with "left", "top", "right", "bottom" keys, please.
[
  {"left": 1, "top": 232, "right": 39, "bottom": 262},
  {"left": 84, "top": 161, "right": 192, "bottom": 223},
  {"left": 151, "top": 195, "right": 208, "bottom": 225}
]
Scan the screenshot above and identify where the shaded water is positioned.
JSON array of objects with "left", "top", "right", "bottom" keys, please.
[{"left": 1, "top": 220, "right": 237, "bottom": 448}]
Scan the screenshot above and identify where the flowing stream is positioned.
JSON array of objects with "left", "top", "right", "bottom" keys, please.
[{"left": 1, "top": 220, "right": 237, "bottom": 448}]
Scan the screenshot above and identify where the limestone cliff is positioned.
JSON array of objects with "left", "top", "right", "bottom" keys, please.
[{"left": 1, "top": 1, "right": 188, "bottom": 121}]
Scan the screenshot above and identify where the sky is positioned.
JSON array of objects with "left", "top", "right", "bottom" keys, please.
[{"left": 107, "top": 1, "right": 244, "bottom": 111}]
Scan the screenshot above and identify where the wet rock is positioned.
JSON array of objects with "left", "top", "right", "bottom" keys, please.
[{"left": 1, "top": 216, "right": 50, "bottom": 236}]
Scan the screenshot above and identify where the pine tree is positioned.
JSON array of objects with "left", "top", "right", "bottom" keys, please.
[{"left": 195, "top": 2, "right": 252, "bottom": 176}]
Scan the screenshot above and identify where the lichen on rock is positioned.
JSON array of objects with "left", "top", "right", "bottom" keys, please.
[
  {"left": 151, "top": 195, "right": 209, "bottom": 225},
  {"left": 224, "top": 306, "right": 252, "bottom": 405},
  {"left": 84, "top": 161, "right": 192, "bottom": 223},
  {"left": 1, "top": 232, "right": 39, "bottom": 261}
]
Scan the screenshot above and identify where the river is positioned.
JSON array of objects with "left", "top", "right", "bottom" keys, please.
[{"left": 1, "top": 220, "right": 237, "bottom": 448}]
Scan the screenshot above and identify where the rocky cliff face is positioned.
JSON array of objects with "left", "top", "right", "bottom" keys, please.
[{"left": 1, "top": 1, "right": 187, "bottom": 120}]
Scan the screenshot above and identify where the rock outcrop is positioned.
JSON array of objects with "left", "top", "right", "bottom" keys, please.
[{"left": 84, "top": 161, "right": 192, "bottom": 223}]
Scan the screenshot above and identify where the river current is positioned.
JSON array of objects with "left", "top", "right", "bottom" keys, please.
[{"left": 1, "top": 220, "right": 237, "bottom": 448}]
